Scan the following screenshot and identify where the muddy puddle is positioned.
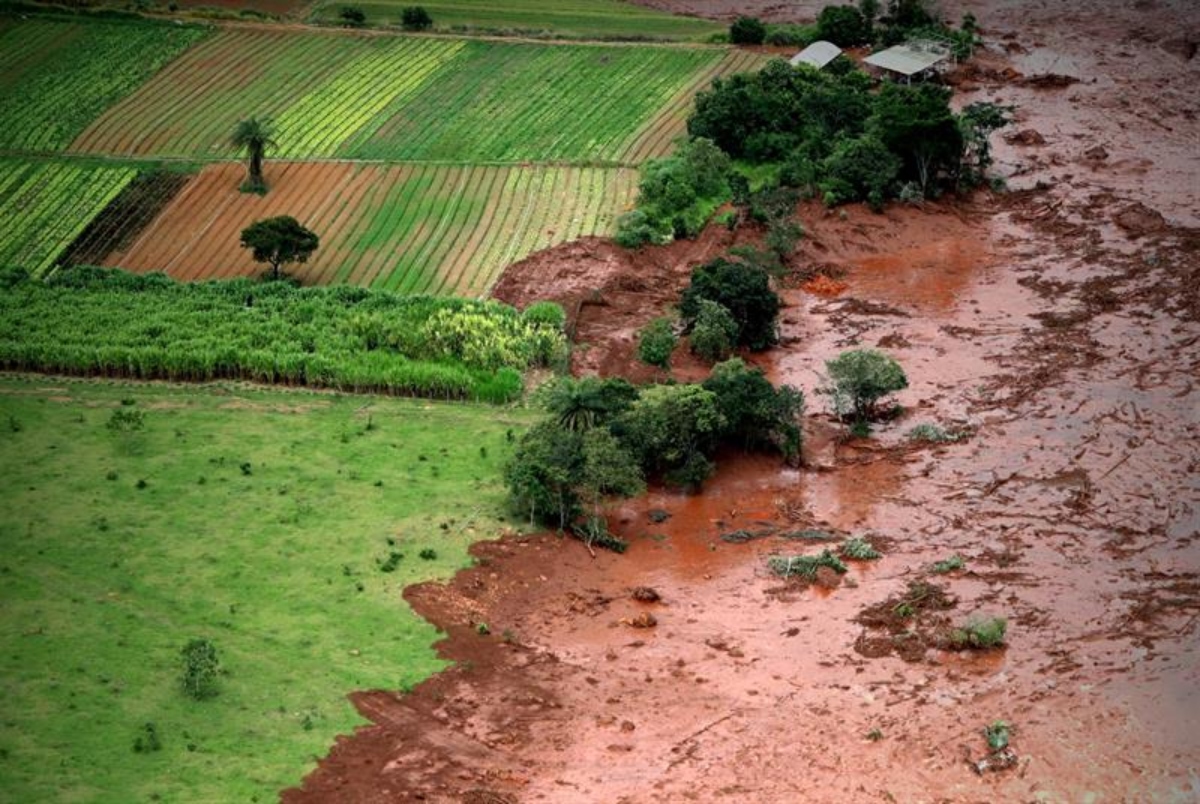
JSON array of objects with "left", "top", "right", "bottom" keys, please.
[{"left": 285, "top": 2, "right": 1199, "bottom": 801}]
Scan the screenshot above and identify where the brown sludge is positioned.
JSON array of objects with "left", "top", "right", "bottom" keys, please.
[{"left": 284, "top": 1, "right": 1200, "bottom": 802}]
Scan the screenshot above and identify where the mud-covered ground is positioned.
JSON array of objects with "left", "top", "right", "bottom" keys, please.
[{"left": 284, "top": 2, "right": 1199, "bottom": 801}]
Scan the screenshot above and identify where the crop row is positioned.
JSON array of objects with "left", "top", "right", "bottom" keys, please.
[
  {"left": 0, "top": 268, "right": 566, "bottom": 402},
  {"left": 0, "top": 19, "right": 207, "bottom": 153},
  {"left": 104, "top": 162, "right": 637, "bottom": 296},
  {"left": 0, "top": 160, "right": 137, "bottom": 275},
  {"left": 69, "top": 27, "right": 729, "bottom": 163}
]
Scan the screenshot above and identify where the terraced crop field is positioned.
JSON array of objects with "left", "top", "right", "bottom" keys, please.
[
  {"left": 308, "top": 0, "right": 722, "bottom": 40},
  {"left": 0, "top": 160, "right": 137, "bottom": 275},
  {"left": 105, "top": 162, "right": 637, "bottom": 296},
  {"left": 0, "top": 18, "right": 207, "bottom": 153},
  {"left": 70, "top": 28, "right": 756, "bottom": 163}
]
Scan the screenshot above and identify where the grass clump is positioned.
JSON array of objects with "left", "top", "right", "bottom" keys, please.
[
  {"left": 907, "top": 423, "right": 968, "bottom": 443},
  {"left": 840, "top": 536, "right": 881, "bottom": 560},
  {"left": 767, "top": 549, "right": 847, "bottom": 580},
  {"left": 984, "top": 720, "right": 1011, "bottom": 751},
  {"left": 930, "top": 554, "right": 965, "bottom": 574},
  {"left": 950, "top": 615, "right": 1008, "bottom": 649}
]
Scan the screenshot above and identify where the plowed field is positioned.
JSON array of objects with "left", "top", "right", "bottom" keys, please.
[
  {"left": 106, "top": 162, "right": 637, "bottom": 296},
  {"left": 69, "top": 29, "right": 759, "bottom": 163}
]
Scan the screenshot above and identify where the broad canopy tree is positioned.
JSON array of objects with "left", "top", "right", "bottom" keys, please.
[{"left": 239, "top": 216, "right": 319, "bottom": 280}]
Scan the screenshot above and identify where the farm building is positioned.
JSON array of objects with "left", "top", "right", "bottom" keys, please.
[
  {"left": 789, "top": 40, "right": 842, "bottom": 70},
  {"left": 863, "top": 39, "right": 952, "bottom": 82}
]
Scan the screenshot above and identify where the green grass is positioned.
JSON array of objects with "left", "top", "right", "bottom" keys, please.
[
  {"left": 71, "top": 28, "right": 727, "bottom": 163},
  {"left": 0, "top": 159, "right": 137, "bottom": 275},
  {"left": 0, "top": 17, "right": 207, "bottom": 153},
  {"left": 310, "top": 0, "right": 721, "bottom": 40},
  {"left": 0, "top": 376, "right": 534, "bottom": 802}
]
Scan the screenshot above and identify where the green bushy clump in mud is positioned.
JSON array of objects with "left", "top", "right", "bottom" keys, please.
[
  {"left": 950, "top": 615, "right": 1007, "bottom": 649},
  {"left": 767, "top": 549, "right": 847, "bottom": 579},
  {"left": 840, "top": 536, "right": 881, "bottom": 560}
]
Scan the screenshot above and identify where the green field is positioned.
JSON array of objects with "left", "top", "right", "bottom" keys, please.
[
  {"left": 0, "top": 377, "right": 533, "bottom": 802},
  {"left": 70, "top": 26, "right": 729, "bottom": 162},
  {"left": 0, "top": 18, "right": 207, "bottom": 153},
  {"left": 0, "top": 159, "right": 138, "bottom": 275},
  {"left": 309, "top": 0, "right": 722, "bottom": 40}
]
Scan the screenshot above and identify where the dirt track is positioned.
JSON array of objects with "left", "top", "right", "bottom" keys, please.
[{"left": 284, "top": 2, "right": 1200, "bottom": 801}]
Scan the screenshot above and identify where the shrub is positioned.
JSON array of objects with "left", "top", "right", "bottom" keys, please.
[
  {"left": 767, "top": 549, "right": 847, "bottom": 579},
  {"left": 984, "top": 720, "right": 1011, "bottom": 751},
  {"left": 907, "top": 423, "right": 967, "bottom": 443},
  {"left": 615, "top": 209, "right": 672, "bottom": 248},
  {"left": 764, "top": 23, "right": 818, "bottom": 46},
  {"left": 339, "top": 5, "right": 365, "bottom": 25},
  {"left": 106, "top": 408, "right": 145, "bottom": 433},
  {"left": 823, "top": 349, "right": 907, "bottom": 423},
  {"left": 400, "top": 5, "right": 432, "bottom": 30},
  {"left": 841, "top": 536, "right": 881, "bottom": 559},
  {"left": 637, "top": 318, "right": 676, "bottom": 369},
  {"left": 702, "top": 358, "right": 803, "bottom": 461},
  {"left": 619, "top": 384, "right": 724, "bottom": 488},
  {"left": 816, "top": 4, "right": 871, "bottom": 46},
  {"left": 689, "top": 299, "right": 737, "bottom": 362},
  {"left": 180, "top": 639, "right": 220, "bottom": 700},
  {"left": 765, "top": 217, "right": 803, "bottom": 259},
  {"left": 819, "top": 135, "right": 901, "bottom": 208},
  {"left": 679, "top": 258, "right": 780, "bottom": 350},
  {"left": 729, "top": 16, "right": 766, "bottom": 45},
  {"left": 132, "top": 722, "right": 162, "bottom": 753},
  {"left": 950, "top": 615, "right": 1007, "bottom": 649},
  {"left": 627, "top": 137, "right": 733, "bottom": 243},
  {"left": 930, "top": 554, "right": 965, "bottom": 574},
  {"left": 522, "top": 301, "right": 566, "bottom": 331}
]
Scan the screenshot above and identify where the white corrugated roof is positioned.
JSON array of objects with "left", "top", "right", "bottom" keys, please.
[
  {"left": 863, "top": 41, "right": 950, "bottom": 76},
  {"left": 789, "top": 40, "right": 842, "bottom": 70}
]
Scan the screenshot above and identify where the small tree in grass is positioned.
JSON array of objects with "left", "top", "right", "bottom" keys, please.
[
  {"left": 339, "top": 5, "right": 365, "bottom": 26},
  {"left": 230, "top": 117, "right": 277, "bottom": 194},
  {"left": 180, "top": 639, "right": 220, "bottom": 700},
  {"left": 729, "top": 16, "right": 766, "bottom": 44},
  {"left": 401, "top": 5, "right": 432, "bottom": 30},
  {"left": 240, "top": 216, "right": 319, "bottom": 281},
  {"left": 823, "top": 348, "right": 907, "bottom": 427}
]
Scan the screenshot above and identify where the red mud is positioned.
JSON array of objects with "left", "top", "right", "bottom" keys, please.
[{"left": 286, "top": 2, "right": 1200, "bottom": 802}]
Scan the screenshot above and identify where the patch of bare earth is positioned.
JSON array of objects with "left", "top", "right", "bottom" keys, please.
[{"left": 285, "top": 2, "right": 1200, "bottom": 802}]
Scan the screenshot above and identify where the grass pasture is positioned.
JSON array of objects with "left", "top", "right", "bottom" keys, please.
[
  {"left": 0, "top": 18, "right": 207, "bottom": 153},
  {"left": 309, "top": 0, "right": 722, "bottom": 40},
  {"left": 0, "top": 159, "right": 138, "bottom": 276},
  {"left": 0, "top": 377, "right": 533, "bottom": 802},
  {"left": 103, "top": 161, "right": 637, "bottom": 295},
  {"left": 69, "top": 27, "right": 734, "bottom": 163}
]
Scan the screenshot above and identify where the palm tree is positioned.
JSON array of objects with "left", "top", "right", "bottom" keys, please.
[{"left": 230, "top": 117, "right": 277, "bottom": 193}]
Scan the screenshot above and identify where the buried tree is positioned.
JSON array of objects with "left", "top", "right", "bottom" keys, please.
[
  {"left": 230, "top": 117, "right": 277, "bottom": 193},
  {"left": 240, "top": 216, "right": 319, "bottom": 280}
]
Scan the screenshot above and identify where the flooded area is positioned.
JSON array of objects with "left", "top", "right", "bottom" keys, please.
[{"left": 286, "top": 2, "right": 1200, "bottom": 801}]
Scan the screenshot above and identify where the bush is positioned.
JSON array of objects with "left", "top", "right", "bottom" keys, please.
[
  {"left": 765, "top": 217, "right": 803, "bottom": 259},
  {"left": 619, "top": 384, "right": 724, "bottom": 488},
  {"left": 338, "top": 5, "right": 365, "bottom": 25},
  {"left": 522, "top": 301, "right": 566, "bottom": 331},
  {"left": 132, "top": 722, "right": 162, "bottom": 753},
  {"left": 623, "top": 137, "right": 733, "bottom": 244},
  {"left": 637, "top": 318, "right": 676, "bottom": 369},
  {"left": 400, "top": 5, "right": 431, "bottom": 30},
  {"left": 180, "top": 639, "right": 220, "bottom": 700},
  {"left": 950, "top": 615, "right": 1008, "bottom": 649},
  {"left": 819, "top": 135, "right": 901, "bottom": 208},
  {"left": 106, "top": 408, "right": 145, "bottom": 433},
  {"left": 764, "top": 23, "right": 818, "bottom": 46},
  {"left": 679, "top": 258, "right": 780, "bottom": 350},
  {"left": 767, "top": 549, "right": 847, "bottom": 579},
  {"left": 816, "top": 5, "right": 871, "bottom": 46},
  {"left": 823, "top": 349, "right": 907, "bottom": 423},
  {"left": 702, "top": 358, "right": 803, "bottom": 461},
  {"left": 729, "top": 16, "right": 766, "bottom": 45},
  {"left": 615, "top": 208, "right": 672, "bottom": 249},
  {"left": 688, "top": 299, "right": 737, "bottom": 362}
]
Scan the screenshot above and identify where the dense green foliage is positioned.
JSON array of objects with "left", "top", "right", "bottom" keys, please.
[
  {"left": 0, "top": 268, "right": 566, "bottom": 401},
  {"left": 816, "top": 4, "right": 871, "bottom": 46},
  {"left": 679, "top": 258, "right": 780, "bottom": 350},
  {"left": 616, "top": 137, "right": 732, "bottom": 246},
  {"left": 637, "top": 317, "right": 677, "bottom": 368},
  {"left": 0, "top": 18, "right": 206, "bottom": 152},
  {"left": 688, "top": 299, "right": 737, "bottom": 362},
  {"left": 400, "top": 5, "right": 432, "bottom": 29},
  {"left": 179, "top": 639, "right": 221, "bottom": 700},
  {"left": 0, "top": 378, "right": 532, "bottom": 802},
  {"left": 702, "top": 358, "right": 803, "bottom": 461},
  {"left": 729, "top": 16, "right": 766, "bottom": 45},
  {"left": 240, "top": 216, "right": 320, "bottom": 279},
  {"left": 823, "top": 348, "right": 908, "bottom": 422}
]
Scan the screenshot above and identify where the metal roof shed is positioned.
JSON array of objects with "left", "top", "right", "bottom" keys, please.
[
  {"left": 863, "top": 40, "right": 951, "bottom": 81},
  {"left": 789, "top": 40, "right": 843, "bottom": 70}
]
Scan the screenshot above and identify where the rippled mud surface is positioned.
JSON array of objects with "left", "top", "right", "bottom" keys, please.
[{"left": 285, "top": 3, "right": 1199, "bottom": 801}]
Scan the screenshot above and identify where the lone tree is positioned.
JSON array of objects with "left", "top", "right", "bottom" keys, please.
[
  {"left": 240, "top": 216, "right": 319, "bottom": 280},
  {"left": 401, "top": 6, "right": 432, "bottom": 30},
  {"left": 230, "top": 117, "right": 277, "bottom": 194}
]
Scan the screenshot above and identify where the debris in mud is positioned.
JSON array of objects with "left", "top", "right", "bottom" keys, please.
[
  {"left": 1113, "top": 202, "right": 1167, "bottom": 236},
  {"left": 779, "top": 529, "right": 839, "bottom": 542},
  {"left": 630, "top": 586, "right": 661, "bottom": 603},
  {"left": 462, "top": 789, "right": 519, "bottom": 804},
  {"left": 876, "top": 332, "right": 911, "bottom": 349},
  {"left": 1082, "top": 144, "right": 1110, "bottom": 162},
  {"left": 720, "top": 527, "right": 776, "bottom": 544},
  {"left": 621, "top": 612, "right": 657, "bottom": 629},
  {"left": 1005, "top": 128, "right": 1047, "bottom": 146},
  {"left": 646, "top": 508, "right": 672, "bottom": 524},
  {"left": 767, "top": 550, "right": 848, "bottom": 581},
  {"left": 1160, "top": 36, "right": 1197, "bottom": 61},
  {"left": 840, "top": 536, "right": 882, "bottom": 560},
  {"left": 855, "top": 581, "right": 958, "bottom": 662},
  {"left": 1019, "top": 72, "right": 1080, "bottom": 89},
  {"left": 968, "top": 721, "right": 1019, "bottom": 775},
  {"left": 801, "top": 275, "right": 848, "bottom": 297}
]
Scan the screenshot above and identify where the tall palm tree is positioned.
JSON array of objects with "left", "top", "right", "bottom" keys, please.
[{"left": 230, "top": 117, "right": 277, "bottom": 193}]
